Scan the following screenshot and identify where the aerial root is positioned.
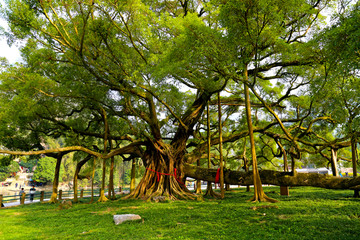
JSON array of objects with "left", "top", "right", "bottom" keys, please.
[
  {"left": 248, "top": 194, "right": 278, "bottom": 203},
  {"left": 98, "top": 190, "right": 109, "bottom": 202},
  {"left": 49, "top": 193, "right": 58, "bottom": 203},
  {"left": 123, "top": 175, "right": 196, "bottom": 201},
  {"left": 204, "top": 185, "right": 221, "bottom": 198}
]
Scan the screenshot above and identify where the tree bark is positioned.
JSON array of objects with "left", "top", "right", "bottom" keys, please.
[
  {"left": 244, "top": 158, "right": 251, "bottom": 192},
  {"left": 244, "top": 68, "right": 276, "bottom": 203},
  {"left": 330, "top": 148, "right": 339, "bottom": 177},
  {"left": 49, "top": 154, "right": 63, "bottom": 203},
  {"left": 278, "top": 141, "right": 289, "bottom": 195},
  {"left": 195, "top": 158, "right": 202, "bottom": 194},
  {"left": 90, "top": 157, "right": 96, "bottom": 203},
  {"left": 73, "top": 155, "right": 91, "bottom": 202},
  {"left": 98, "top": 108, "right": 109, "bottom": 202},
  {"left": 291, "top": 151, "right": 297, "bottom": 176},
  {"left": 351, "top": 137, "right": 359, "bottom": 197},
  {"left": 108, "top": 136, "right": 116, "bottom": 200},
  {"left": 108, "top": 156, "right": 116, "bottom": 199},
  {"left": 217, "top": 92, "right": 225, "bottom": 198},
  {"left": 125, "top": 92, "right": 211, "bottom": 200},
  {"left": 124, "top": 141, "right": 194, "bottom": 200},
  {"left": 184, "top": 164, "right": 360, "bottom": 190},
  {"left": 73, "top": 167, "right": 79, "bottom": 203},
  {"left": 204, "top": 102, "right": 219, "bottom": 198},
  {"left": 283, "top": 152, "right": 289, "bottom": 172},
  {"left": 241, "top": 139, "right": 251, "bottom": 192},
  {"left": 130, "top": 158, "right": 136, "bottom": 193},
  {"left": 276, "top": 140, "right": 288, "bottom": 172},
  {"left": 98, "top": 159, "right": 108, "bottom": 202}
]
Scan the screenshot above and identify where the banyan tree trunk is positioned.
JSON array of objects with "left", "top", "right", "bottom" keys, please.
[
  {"left": 291, "top": 152, "right": 297, "bottom": 176},
  {"left": 204, "top": 102, "right": 219, "bottom": 198},
  {"left": 184, "top": 164, "right": 360, "bottom": 191},
  {"left": 217, "top": 92, "right": 225, "bottom": 199},
  {"left": 108, "top": 156, "right": 116, "bottom": 199},
  {"left": 241, "top": 139, "right": 251, "bottom": 192},
  {"left": 90, "top": 158, "right": 96, "bottom": 203},
  {"left": 73, "top": 155, "right": 91, "bottom": 203},
  {"left": 49, "top": 154, "right": 63, "bottom": 203},
  {"left": 195, "top": 159, "right": 202, "bottom": 194},
  {"left": 107, "top": 139, "right": 116, "bottom": 200},
  {"left": 124, "top": 90, "right": 209, "bottom": 200},
  {"left": 98, "top": 107, "right": 109, "bottom": 202},
  {"left": 351, "top": 137, "right": 359, "bottom": 198},
  {"left": 244, "top": 68, "right": 277, "bottom": 203},
  {"left": 98, "top": 158, "right": 108, "bottom": 202},
  {"left": 124, "top": 141, "right": 194, "bottom": 200},
  {"left": 330, "top": 148, "right": 339, "bottom": 177},
  {"left": 73, "top": 167, "right": 79, "bottom": 203},
  {"left": 243, "top": 155, "right": 251, "bottom": 192}
]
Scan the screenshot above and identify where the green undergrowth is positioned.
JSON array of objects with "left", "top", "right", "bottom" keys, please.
[{"left": 1, "top": 187, "right": 360, "bottom": 240}]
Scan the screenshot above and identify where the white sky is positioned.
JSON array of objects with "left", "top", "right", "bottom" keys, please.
[{"left": 0, "top": 0, "right": 22, "bottom": 64}]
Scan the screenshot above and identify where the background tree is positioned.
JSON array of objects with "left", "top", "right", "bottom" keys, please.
[
  {"left": 33, "top": 156, "right": 64, "bottom": 184},
  {"left": 314, "top": 1, "right": 360, "bottom": 195},
  {"left": 0, "top": 155, "right": 19, "bottom": 181}
]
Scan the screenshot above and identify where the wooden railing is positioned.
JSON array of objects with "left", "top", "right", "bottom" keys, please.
[{"left": 0, "top": 187, "right": 126, "bottom": 207}]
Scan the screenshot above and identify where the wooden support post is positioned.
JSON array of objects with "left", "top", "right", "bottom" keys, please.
[
  {"left": 280, "top": 186, "right": 289, "bottom": 196},
  {"left": 40, "top": 191, "right": 44, "bottom": 202},
  {"left": 20, "top": 193, "right": 26, "bottom": 205},
  {"left": 80, "top": 189, "right": 84, "bottom": 199},
  {"left": 0, "top": 194, "right": 3, "bottom": 207},
  {"left": 119, "top": 186, "right": 122, "bottom": 193},
  {"left": 59, "top": 190, "right": 63, "bottom": 200}
]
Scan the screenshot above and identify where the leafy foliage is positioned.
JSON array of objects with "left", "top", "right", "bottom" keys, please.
[
  {"left": 0, "top": 0, "right": 359, "bottom": 198},
  {"left": 33, "top": 157, "right": 64, "bottom": 183},
  {"left": 0, "top": 156, "right": 19, "bottom": 181}
]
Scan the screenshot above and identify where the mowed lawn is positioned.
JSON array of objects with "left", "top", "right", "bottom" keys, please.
[{"left": 1, "top": 187, "right": 359, "bottom": 240}]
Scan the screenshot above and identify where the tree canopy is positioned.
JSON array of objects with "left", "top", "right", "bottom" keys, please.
[{"left": 0, "top": 0, "right": 360, "bottom": 201}]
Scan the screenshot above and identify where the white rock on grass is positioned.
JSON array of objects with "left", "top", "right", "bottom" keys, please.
[{"left": 113, "top": 214, "right": 142, "bottom": 225}]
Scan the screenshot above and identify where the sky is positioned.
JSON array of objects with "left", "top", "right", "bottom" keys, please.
[{"left": 0, "top": 0, "right": 22, "bottom": 64}]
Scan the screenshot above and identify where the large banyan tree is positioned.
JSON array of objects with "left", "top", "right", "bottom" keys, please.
[{"left": 1, "top": 0, "right": 360, "bottom": 201}]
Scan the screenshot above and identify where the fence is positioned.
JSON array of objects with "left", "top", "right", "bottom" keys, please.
[{"left": 0, "top": 187, "right": 125, "bottom": 207}]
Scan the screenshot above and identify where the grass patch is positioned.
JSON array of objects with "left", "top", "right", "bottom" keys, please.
[{"left": 1, "top": 187, "right": 360, "bottom": 239}]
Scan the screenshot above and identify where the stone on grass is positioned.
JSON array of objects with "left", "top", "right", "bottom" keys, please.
[{"left": 113, "top": 214, "right": 141, "bottom": 225}]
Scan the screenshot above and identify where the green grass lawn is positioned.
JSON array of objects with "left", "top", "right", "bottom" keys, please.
[{"left": 1, "top": 187, "right": 360, "bottom": 240}]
